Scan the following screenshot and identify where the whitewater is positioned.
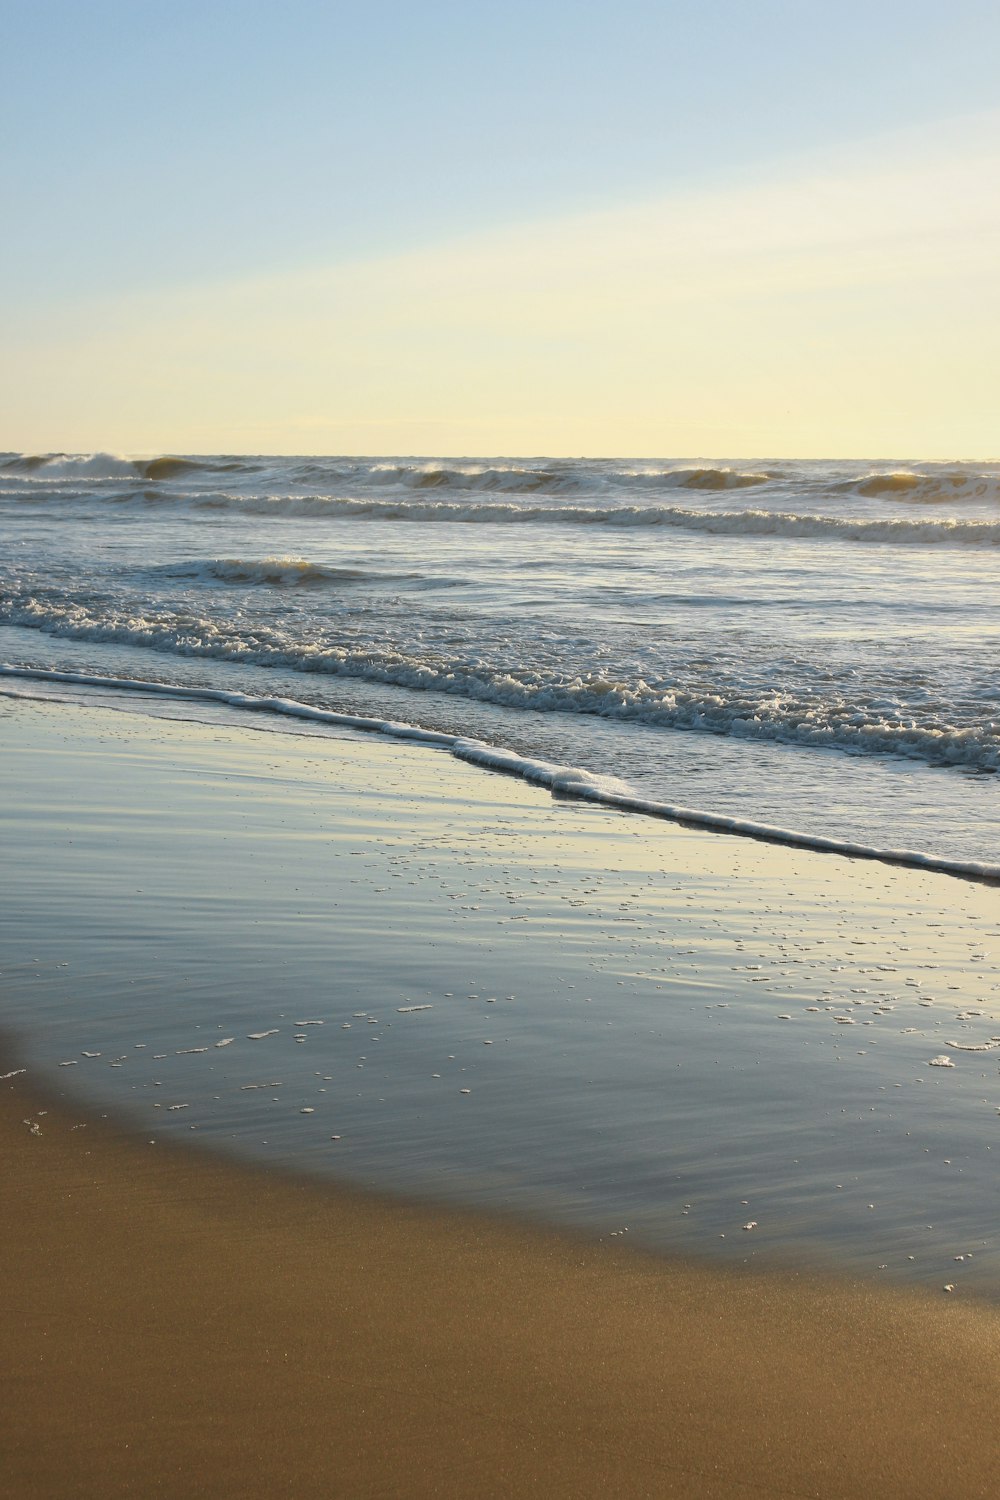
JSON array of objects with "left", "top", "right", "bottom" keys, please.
[{"left": 1, "top": 451, "right": 998, "bottom": 873}]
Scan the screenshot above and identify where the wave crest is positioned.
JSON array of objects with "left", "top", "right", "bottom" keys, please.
[
  {"left": 0, "top": 453, "right": 232, "bottom": 483},
  {"left": 854, "top": 471, "right": 1000, "bottom": 504},
  {"left": 161, "top": 557, "right": 366, "bottom": 587},
  {"left": 141, "top": 456, "right": 207, "bottom": 481},
  {"left": 1, "top": 452, "right": 141, "bottom": 480},
  {"left": 179, "top": 496, "right": 1000, "bottom": 546},
  {"left": 396, "top": 464, "right": 773, "bottom": 495}
]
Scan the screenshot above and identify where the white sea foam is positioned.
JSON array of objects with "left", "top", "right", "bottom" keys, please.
[
  {"left": 2, "top": 664, "right": 997, "bottom": 883},
  {"left": 2, "top": 596, "right": 996, "bottom": 773}
]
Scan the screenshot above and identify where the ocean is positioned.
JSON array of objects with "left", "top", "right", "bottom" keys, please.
[
  {"left": 1, "top": 451, "right": 998, "bottom": 871},
  {"left": 3, "top": 452, "right": 1000, "bottom": 1294}
]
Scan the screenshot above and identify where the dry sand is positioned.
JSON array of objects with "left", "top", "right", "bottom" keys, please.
[{"left": 4, "top": 1065, "right": 1000, "bottom": 1500}]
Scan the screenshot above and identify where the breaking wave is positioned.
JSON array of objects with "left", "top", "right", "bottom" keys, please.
[
  {"left": 853, "top": 471, "right": 1000, "bottom": 504},
  {"left": 379, "top": 464, "right": 775, "bottom": 494},
  {"left": 142, "top": 456, "right": 214, "bottom": 481},
  {"left": 2, "top": 593, "right": 997, "bottom": 774},
  {"left": 1, "top": 452, "right": 143, "bottom": 480},
  {"left": 4, "top": 452, "right": 1000, "bottom": 524},
  {"left": 0, "top": 452, "right": 240, "bottom": 482},
  {"left": 3, "top": 453, "right": 999, "bottom": 505},
  {"left": 0, "top": 454, "right": 774, "bottom": 491}
]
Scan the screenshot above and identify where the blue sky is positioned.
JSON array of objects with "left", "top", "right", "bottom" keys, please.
[{"left": 4, "top": 2, "right": 999, "bottom": 455}]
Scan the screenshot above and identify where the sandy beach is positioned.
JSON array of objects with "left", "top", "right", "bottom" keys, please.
[
  {"left": 5, "top": 1063, "right": 1000, "bottom": 1499},
  {"left": 3, "top": 688, "right": 1000, "bottom": 1497}
]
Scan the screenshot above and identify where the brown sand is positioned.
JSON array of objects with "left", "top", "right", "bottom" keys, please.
[{"left": 3, "top": 1068, "right": 999, "bottom": 1500}]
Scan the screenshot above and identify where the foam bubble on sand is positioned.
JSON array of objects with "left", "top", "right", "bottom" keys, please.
[
  {"left": 927, "top": 1056, "right": 956, "bottom": 1068},
  {"left": 247, "top": 1030, "right": 279, "bottom": 1040}
]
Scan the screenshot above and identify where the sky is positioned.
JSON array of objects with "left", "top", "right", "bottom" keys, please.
[{"left": 3, "top": 0, "right": 999, "bottom": 458}]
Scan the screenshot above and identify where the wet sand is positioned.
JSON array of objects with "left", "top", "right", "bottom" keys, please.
[
  {"left": 4, "top": 1063, "right": 1000, "bottom": 1500},
  {"left": 3, "top": 691, "right": 999, "bottom": 1289},
  {"left": 2, "top": 687, "right": 1000, "bottom": 1496}
]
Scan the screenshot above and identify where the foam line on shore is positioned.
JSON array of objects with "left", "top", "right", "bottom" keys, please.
[{"left": 3, "top": 662, "right": 998, "bottom": 884}]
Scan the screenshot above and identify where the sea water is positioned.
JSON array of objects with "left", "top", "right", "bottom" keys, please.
[
  {"left": 1, "top": 451, "right": 998, "bottom": 868},
  {"left": 2, "top": 452, "right": 999, "bottom": 1293}
]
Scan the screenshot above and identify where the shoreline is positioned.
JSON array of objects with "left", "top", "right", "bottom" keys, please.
[
  {"left": 5, "top": 662, "right": 998, "bottom": 884},
  {"left": 5, "top": 1060, "right": 1000, "bottom": 1499},
  {"left": 3, "top": 687, "right": 1000, "bottom": 1493},
  {"left": 3, "top": 687, "right": 999, "bottom": 1290}
]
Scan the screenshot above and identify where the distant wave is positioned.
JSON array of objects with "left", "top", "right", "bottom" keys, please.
[
  {"left": 5, "top": 451, "right": 1000, "bottom": 549},
  {"left": 0, "top": 454, "right": 770, "bottom": 484},
  {"left": 373, "top": 464, "right": 775, "bottom": 495},
  {"left": 175, "top": 496, "right": 1000, "bottom": 546},
  {"left": 0, "top": 452, "right": 239, "bottom": 482},
  {"left": 142, "top": 456, "right": 214, "bottom": 481},
  {"left": 158, "top": 557, "right": 374, "bottom": 587},
  {"left": 4, "top": 453, "right": 1000, "bottom": 507},
  {"left": 3, "top": 594, "right": 997, "bottom": 773},
  {"left": 852, "top": 471, "right": 1000, "bottom": 504},
  {"left": 0, "top": 454, "right": 776, "bottom": 495},
  {"left": 6, "top": 480, "right": 997, "bottom": 544},
  {"left": 10, "top": 480, "right": 1000, "bottom": 544},
  {"left": 1, "top": 452, "right": 143, "bottom": 480},
  {"left": 2, "top": 664, "right": 996, "bottom": 884}
]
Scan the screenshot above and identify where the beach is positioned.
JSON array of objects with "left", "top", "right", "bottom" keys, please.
[
  {"left": 3, "top": 688, "right": 1000, "bottom": 1496},
  {"left": 7, "top": 0, "right": 1000, "bottom": 1489},
  {"left": 5, "top": 1062, "right": 1000, "bottom": 1500}
]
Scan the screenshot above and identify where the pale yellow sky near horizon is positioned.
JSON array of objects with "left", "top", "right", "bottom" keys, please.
[{"left": 5, "top": 111, "right": 999, "bottom": 460}]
